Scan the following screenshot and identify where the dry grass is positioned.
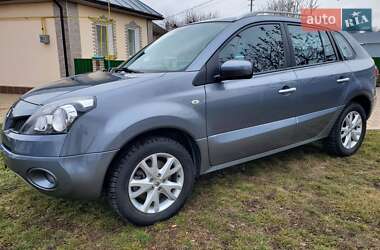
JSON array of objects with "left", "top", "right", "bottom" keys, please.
[{"left": 0, "top": 132, "right": 379, "bottom": 249}]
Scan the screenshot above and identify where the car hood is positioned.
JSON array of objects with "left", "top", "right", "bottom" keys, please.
[{"left": 20, "top": 71, "right": 148, "bottom": 105}]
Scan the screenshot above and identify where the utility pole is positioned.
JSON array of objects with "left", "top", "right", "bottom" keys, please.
[{"left": 249, "top": 0, "right": 254, "bottom": 13}]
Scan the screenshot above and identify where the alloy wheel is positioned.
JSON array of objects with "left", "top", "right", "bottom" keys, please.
[
  {"left": 340, "top": 111, "right": 363, "bottom": 150},
  {"left": 128, "top": 153, "right": 184, "bottom": 214}
]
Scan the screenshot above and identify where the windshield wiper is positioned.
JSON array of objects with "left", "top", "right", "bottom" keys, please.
[
  {"left": 113, "top": 51, "right": 145, "bottom": 73},
  {"left": 114, "top": 67, "right": 142, "bottom": 73}
]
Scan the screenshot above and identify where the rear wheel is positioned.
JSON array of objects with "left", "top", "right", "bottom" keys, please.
[
  {"left": 107, "top": 137, "right": 195, "bottom": 226},
  {"left": 324, "top": 103, "right": 367, "bottom": 156}
]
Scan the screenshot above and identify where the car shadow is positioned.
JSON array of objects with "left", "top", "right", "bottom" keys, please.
[{"left": 198, "top": 141, "right": 327, "bottom": 181}]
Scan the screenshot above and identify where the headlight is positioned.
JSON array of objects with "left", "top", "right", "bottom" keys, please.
[{"left": 21, "top": 96, "right": 96, "bottom": 135}]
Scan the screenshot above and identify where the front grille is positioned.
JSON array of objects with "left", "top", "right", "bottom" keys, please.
[
  {"left": 12, "top": 117, "right": 29, "bottom": 131},
  {"left": 4, "top": 116, "right": 29, "bottom": 132}
]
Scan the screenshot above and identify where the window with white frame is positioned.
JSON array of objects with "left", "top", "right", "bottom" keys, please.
[{"left": 126, "top": 22, "right": 141, "bottom": 57}]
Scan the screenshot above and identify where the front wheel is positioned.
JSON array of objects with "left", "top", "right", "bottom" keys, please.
[
  {"left": 324, "top": 103, "right": 367, "bottom": 156},
  {"left": 107, "top": 137, "right": 195, "bottom": 226}
]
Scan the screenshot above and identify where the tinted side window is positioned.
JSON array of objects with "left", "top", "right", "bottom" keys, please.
[
  {"left": 320, "top": 32, "right": 337, "bottom": 62},
  {"left": 332, "top": 32, "right": 355, "bottom": 60},
  {"left": 219, "top": 24, "right": 285, "bottom": 73},
  {"left": 288, "top": 25, "right": 324, "bottom": 66}
]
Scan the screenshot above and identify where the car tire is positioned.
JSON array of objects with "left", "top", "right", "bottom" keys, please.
[
  {"left": 324, "top": 103, "right": 367, "bottom": 157},
  {"left": 106, "top": 136, "right": 195, "bottom": 226}
]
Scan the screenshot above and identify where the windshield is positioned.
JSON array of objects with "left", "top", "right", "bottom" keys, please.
[{"left": 121, "top": 22, "right": 228, "bottom": 73}]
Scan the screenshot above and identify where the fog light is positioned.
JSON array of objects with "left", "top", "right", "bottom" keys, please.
[{"left": 27, "top": 169, "right": 57, "bottom": 190}]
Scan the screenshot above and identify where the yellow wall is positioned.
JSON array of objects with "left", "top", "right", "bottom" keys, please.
[
  {"left": 0, "top": 2, "right": 151, "bottom": 88},
  {"left": 78, "top": 5, "right": 149, "bottom": 60},
  {"left": 0, "top": 2, "right": 61, "bottom": 87}
]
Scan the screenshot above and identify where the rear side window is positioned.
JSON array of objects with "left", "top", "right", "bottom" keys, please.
[
  {"left": 332, "top": 32, "right": 355, "bottom": 60},
  {"left": 287, "top": 25, "right": 324, "bottom": 66},
  {"left": 219, "top": 24, "right": 285, "bottom": 73},
  {"left": 320, "top": 32, "right": 337, "bottom": 62}
]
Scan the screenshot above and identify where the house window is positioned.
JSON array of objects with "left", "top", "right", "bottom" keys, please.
[
  {"left": 126, "top": 22, "right": 141, "bottom": 57},
  {"left": 127, "top": 28, "right": 141, "bottom": 56},
  {"left": 95, "top": 23, "right": 115, "bottom": 58}
]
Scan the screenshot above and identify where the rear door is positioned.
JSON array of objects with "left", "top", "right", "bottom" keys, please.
[
  {"left": 205, "top": 23, "right": 299, "bottom": 166},
  {"left": 286, "top": 24, "right": 352, "bottom": 142}
]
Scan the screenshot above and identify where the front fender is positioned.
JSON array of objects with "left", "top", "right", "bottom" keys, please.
[
  {"left": 103, "top": 101, "right": 206, "bottom": 151},
  {"left": 61, "top": 100, "right": 206, "bottom": 156}
]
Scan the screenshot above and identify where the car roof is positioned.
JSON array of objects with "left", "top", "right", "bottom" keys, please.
[
  {"left": 195, "top": 12, "right": 301, "bottom": 24},
  {"left": 194, "top": 13, "right": 349, "bottom": 34}
]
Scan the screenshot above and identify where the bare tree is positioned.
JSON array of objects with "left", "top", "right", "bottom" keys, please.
[
  {"left": 164, "top": 10, "right": 218, "bottom": 30},
  {"left": 184, "top": 10, "right": 217, "bottom": 24},
  {"left": 164, "top": 18, "right": 179, "bottom": 31},
  {"left": 265, "top": 0, "right": 318, "bottom": 13}
]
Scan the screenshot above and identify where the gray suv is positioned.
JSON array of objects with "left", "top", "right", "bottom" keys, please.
[{"left": 1, "top": 14, "right": 378, "bottom": 225}]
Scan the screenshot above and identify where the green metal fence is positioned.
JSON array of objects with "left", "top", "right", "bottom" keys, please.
[
  {"left": 374, "top": 58, "right": 380, "bottom": 69},
  {"left": 74, "top": 58, "right": 92, "bottom": 75},
  {"left": 74, "top": 58, "right": 124, "bottom": 75},
  {"left": 105, "top": 59, "right": 124, "bottom": 70}
]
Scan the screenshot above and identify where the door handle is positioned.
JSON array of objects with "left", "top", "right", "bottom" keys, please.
[
  {"left": 337, "top": 77, "right": 350, "bottom": 83},
  {"left": 278, "top": 87, "right": 297, "bottom": 95}
]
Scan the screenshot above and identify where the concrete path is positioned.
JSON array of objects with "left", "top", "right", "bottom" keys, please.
[
  {"left": 367, "top": 88, "right": 380, "bottom": 130},
  {"left": 0, "top": 89, "right": 379, "bottom": 129}
]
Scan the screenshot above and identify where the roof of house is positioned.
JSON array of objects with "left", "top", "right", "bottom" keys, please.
[
  {"left": 82, "top": 0, "right": 163, "bottom": 20},
  {"left": 91, "top": 0, "right": 163, "bottom": 19},
  {"left": 0, "top": 0, "right": 163, "bottom": 20},
  {"left": 351, "top": 32, "right": 380, "bottom": 45},
  {"left": 153, "top": 22, "right": 166, "bottom": 35}
]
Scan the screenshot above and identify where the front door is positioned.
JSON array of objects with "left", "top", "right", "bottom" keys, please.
[{"left": 205, "top": 23, "right": 299, "bottom": 166}]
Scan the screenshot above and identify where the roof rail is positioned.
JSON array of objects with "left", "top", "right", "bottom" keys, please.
[{"left": 243, "top": 11, "right": 303, "bottom": 19}]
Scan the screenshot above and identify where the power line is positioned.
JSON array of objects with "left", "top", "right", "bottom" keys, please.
[{"left": 165, "top": 0, "right": 223, "bottom": 19}]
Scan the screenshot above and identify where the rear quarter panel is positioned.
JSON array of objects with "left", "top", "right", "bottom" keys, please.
[{"left": 341, "top": 32, "right": 376, "bottom": 110}]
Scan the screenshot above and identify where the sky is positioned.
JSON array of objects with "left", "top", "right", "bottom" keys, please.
[{"left": 140, "top": 0, "right": 380, "bottom": 29}]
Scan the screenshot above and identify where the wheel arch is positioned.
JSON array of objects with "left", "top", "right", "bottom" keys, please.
[
  {"left": 102, "top": 127, "right": 202, "bottom": 193},
  {"left": 348, "top": 94, "right": 373, "bottom": 119}
]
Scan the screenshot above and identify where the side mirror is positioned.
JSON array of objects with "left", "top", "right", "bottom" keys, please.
[{"left": 220, "top": 60, "right": 253, "bottom": 81}]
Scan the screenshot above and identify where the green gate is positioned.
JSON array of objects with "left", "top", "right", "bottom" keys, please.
[
  {"left": 374, "top": 58, "right": 380, "bottom": 69},
  {"left": 74, "top": 58, "right": 124, "bottom": 75},
  {"left": 105, "top": 59, "right": 124, "bottom": 70},
  {"left": 74, "top": 58, "right": 92, "bottom": 74}
]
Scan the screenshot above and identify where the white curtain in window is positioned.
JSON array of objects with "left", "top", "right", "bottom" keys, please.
[
  {"left": 135, "top": 28, "right": 140, "bottom": 51},
  {"left": 126, "top": 22, "right": 141, "bottom": 57},
  {"left": 107, "top": 24, "right": 115, "bottom": 57},
  {"left": 128, "top": 29, "right": 136, "bottom": 56}
]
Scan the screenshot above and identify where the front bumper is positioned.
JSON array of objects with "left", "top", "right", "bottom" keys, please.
[{"left": 0, "top": 134, "right": 118, "bottom": 199}]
